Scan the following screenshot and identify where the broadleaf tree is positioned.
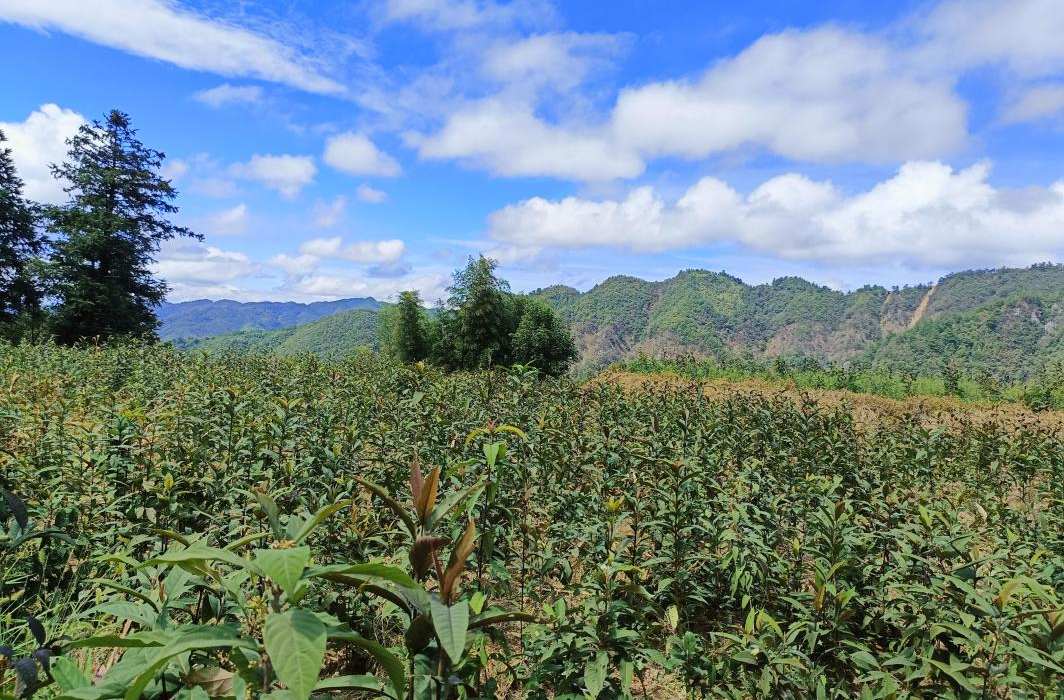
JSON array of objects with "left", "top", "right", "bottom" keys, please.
[
  {"left": 511, "top": 297, "right": 579, "bottom": 376},
  {"left": 397, "top": 255, "right": 578, "bottom": 376},
  {"left": 45, "top": 110, "right": 200, "bottom": 344}
]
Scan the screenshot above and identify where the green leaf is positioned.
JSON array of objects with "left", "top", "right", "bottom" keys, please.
[
  {"left": 51, "top": 657, "right": 91, "bottom": 691},
  {"left": 66, "top": 630, "right": 174, "bottom": 649},
  {"left": 293, "top": 502, "right": 349, "bottom": 544},
  {"left": 254, "top": 547, "right": 310, "bottom": 597},
  {"left": 468, "top": 609, "right": 537, "bottom": 630},
  {"left": 142, "top": 544, "right": 261, "bottom": 576},
  {"left": 304, "top": 563, "right": 418, "bottom": 590},
  {"left": 123, "top": 626, "right": 256, "bottom": 700},
  {"left": 329, "top": 631, "right": 406, "bottom": 700},
  {"left": 254, "top": 492, "right": 283, "bottom": 539},
  {"left": 357, "top": 479, "right": 417, "bottom": 540},
  {"left": 264, "top": 610, "right": 327, "bottom": 700},
  {"left": 430, "top": 598, "right": 469, "bottom": 664},
  {"left": 583, "top": 650, "right": 608, "bottom": 698},
  {"left": 927, "top": 660, "right": 980, "bottom": 694},
  {"left": 313, "top": 674, "right": 386, "bottom": 693}
]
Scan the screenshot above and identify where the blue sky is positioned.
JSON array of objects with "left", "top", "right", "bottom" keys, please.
[{"left": 1, "top": 0, "right": 1064, "bottom": 303}]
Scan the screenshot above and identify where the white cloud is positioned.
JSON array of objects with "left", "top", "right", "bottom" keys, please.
[
  {"left": 482, "top": 32, "right": 628, "bottom": 91},
  {"left": 920, "top": 0, "right": 1064, "bottom": 77},
  {"left": 376, "top": 0, "right": 554, "bottom": 31},
  {"left": 231, "top": 154, "right": 316, "bottom": 198},
  {"left": 356, "top": 184, "right": 389, "bottom": 203},
  {"left": 1002, "top": 85, "right": 1064, "bottom": 124},
  {"left": 198, "top": 203, "right": 248, "bottom": 235},
  {"left": 299, "top": 237, "right": 406, "bottom": 264},
  {"left": 323, "top": 132, "right": 402, "bottom": 177},
  {"left": 154, "top": 240, "right": 256, "bottom": 284},
  {"left": 612, "top": 27, "right": 966, "bottom": 163},
  {"left": 267, "top": 253, "right": 320, "bottom": 276},
  {"left": 285, "top": 271, "right": 448, "bottom": 302},
  {"left": 0, "top": 103, "right": 86, "bottom": 203},
  {"left": 412, "top": 26, "right": 967, "bottom": 181},
  {"left": 415, "top": 99, "right": 642, "bottom": 181},
  {"left": 0, "top": 0, "right": 343, "bottom": 94},
  {"left": 193, "top": 83, "right": 264, "bottom": 108},
  {"left": 162, "top": 153, "right": 241, "bottom": 198},
  {"left": 488, "top": 160, "right": 1064, "bottom": 268},
  {"left": 161, "top": 158, "right": 190, "bottom": 181},
  {"left": 312, "top": 196, "right": 347, "bottom": 227}
]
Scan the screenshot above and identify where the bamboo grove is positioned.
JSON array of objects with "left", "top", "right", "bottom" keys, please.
[{"left": 2, "top": 343, "right": 1064, "bottom": 699}]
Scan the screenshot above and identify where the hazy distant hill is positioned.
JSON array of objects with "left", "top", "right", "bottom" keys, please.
[
  {"left": 157, "top": 297, "right": 380, "bottom": 340},
  {"left": 173, "top": 264, "right": 1064, "bottom": 379},
  {"left": 175, "top": 308, "right": 381, "bottom": 355}
]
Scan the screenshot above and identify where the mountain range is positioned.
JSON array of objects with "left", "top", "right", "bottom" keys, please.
[
  {"left": 164, "top": 264, "right": 1064, "bottom": 380},
  {"left": 158, "top": 297, "right": 380, "bottom": 340}
]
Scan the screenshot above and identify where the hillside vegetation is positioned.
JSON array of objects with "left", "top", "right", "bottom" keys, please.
[
  {"left": 536, "top": 265, "right": 1064, "bottom": 376},
  {"left": 177, "top": 307, "right": 381, "bottom": 354},
  {"left": 171, "top": 264, "right": 1064, "bottom": 384},
  {"left": 158, "top": 297, "right": 380, "bottom": 341}
]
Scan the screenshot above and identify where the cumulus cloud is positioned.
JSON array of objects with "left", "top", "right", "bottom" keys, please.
[
  {"left": 312, "top": 196, "right": 346, "bottom": 227},
  {"left": 356, "top": 184, "right": 388, "bottom": 203},
  {"left": 230, "top": 154, "right": 316, "bottom": 198},
  {"left": 0, "top": 0, "right": 343, "bottom": 94},
  {"left": 154, "top": 240, "right": 256, "bottom": 285},
  {"left": 323, "top": 132, "right": 402, "bottom": 177},
  {"left": 919, "top": 0, "right": 1064, "bottom": 77},
  {"left": 0, "top": 103, "right": 86, "bottom": 203},
  {"left": 488, "top": 160, "right": 1064, "bottom": 268},
  {"left": 299, "top": 237, "right": 406, "bottom": 264},
  {"left": 612, "top": 27, "right": 966, "bottom": 164},
  {"left": 267, "top": 253, "right": 320, "bottom": 276},
  {"left": 198, "top": 203, "right": 248, "bottom": 235},
  {"left": 415, "top": 99, "right": 642, "bottom": 181},
  {"left": 482, "top": 32, "right": 629, "bottom": 92},
  {"left": 1002, "top": 85, "right": 1064, "bottom": 124},
  {"left": 193, "top": 83, "right": 264, "bottom": 108},
  {"left": 284, "top": 271, "right": 448, "bottom": 302},
  {"left": 413, "top": 25, "right": 967, "bottom": 181}
]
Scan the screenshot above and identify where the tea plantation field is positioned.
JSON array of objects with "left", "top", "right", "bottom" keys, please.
[{"left": 2, "top": 344, "right": 1064, "bottom": 699}]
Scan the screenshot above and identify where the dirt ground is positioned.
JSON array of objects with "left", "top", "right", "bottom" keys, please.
[{"left": 592, "top": 369, "right": 1064, "bottom": 434}]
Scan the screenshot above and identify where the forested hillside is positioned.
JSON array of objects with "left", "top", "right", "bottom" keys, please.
[
  {"left": 158, "top": 297, "right": 380, "bottom": 340},
  {"left": 177, "top": 308, "right": 380, "bottom": 354},
  {"left": 532, "top": 265, "right": 1064, "bottom": 376},
  {"left": 174, "top": 264, "right": 1064, "bottom": 380}
]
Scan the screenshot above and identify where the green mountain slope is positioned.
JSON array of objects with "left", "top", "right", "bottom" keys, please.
[
  {"left": 177, "top": 263, "right": 1064, "bottom": 380},
  {"left": 177, "top": 308, "right": 380, "bottom": 355},
  {"left": 157, "top": 297, "right": 380, "bottom": 340},
  {"left": 865, "top": 291, "right": 1064, "bottom": 379}
]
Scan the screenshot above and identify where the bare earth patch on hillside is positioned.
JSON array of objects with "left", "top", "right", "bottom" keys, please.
[{"left": 593, "top": 368, "right": 1064, "bottom": 433}]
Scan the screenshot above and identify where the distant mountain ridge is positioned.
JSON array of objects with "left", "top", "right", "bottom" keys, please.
[
  {"left": 166, "top": 264, "right": 1064, "bottom": 380},
  {"left": 158, "top": 297, "right": 380, "bottom": 340}
]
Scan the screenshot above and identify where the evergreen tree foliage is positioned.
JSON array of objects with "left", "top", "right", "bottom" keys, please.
[
  {"left": 44, "top": 110, "right": 199, "bottom": 344},
  {"left": 943, "top": 359, "right": 962, "bottom": 396},
  {"left": 0, "top": 129, "right": 45, "bottom": 341},
  {"left": 453, "top": 255, "right": 514, "bottom": 367},
  {"left": 511, "top": 298, "right": 579, "bottom": 376},
  {"left": 412, "top": 256, "right": 577, "bottom": 375},
  {"left": 432, "top": 256, "right": 515, "bottom": 369},
  {"left": 392, "top": 290, "right": 429, "bottom": 363}
]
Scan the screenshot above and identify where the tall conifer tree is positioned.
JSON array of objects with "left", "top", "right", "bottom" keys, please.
[
  {"left": 0, "top": 129, "right": 45, "bottom": 340},
  {"left": 46, "top": 111, "right": 199, "bottom": 343}
]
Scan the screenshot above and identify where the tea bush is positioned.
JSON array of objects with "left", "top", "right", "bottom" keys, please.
[{"left": 2, "top": 342, "right": 1063, "bottom": 698}]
